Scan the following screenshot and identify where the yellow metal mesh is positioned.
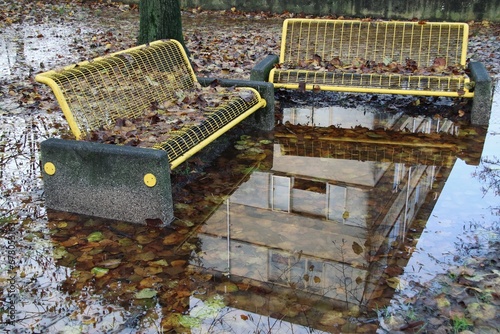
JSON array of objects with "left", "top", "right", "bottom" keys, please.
[
  {"left": 36, "top": 40, "right": 266, "bottom": 169},
  {"left": 273, "top": 19, "right": 471, "bottom": 96},
  {"left": 153, "top": 92, "right": 261, "bottom": 163},
  {"left": 36, "top": 40, "right": 197, "bottom": 136}
]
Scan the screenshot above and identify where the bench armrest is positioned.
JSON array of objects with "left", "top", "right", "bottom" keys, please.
[
  {"left": 250, "top": 54, "right": 279, "bottom": 82},
  {"left": 197, "top": 78, "right": 275, "bottom": 130}
]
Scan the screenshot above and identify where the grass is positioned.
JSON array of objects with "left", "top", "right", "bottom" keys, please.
[{"left": 451, "top": 315, "right": 472, "bottom": 333}]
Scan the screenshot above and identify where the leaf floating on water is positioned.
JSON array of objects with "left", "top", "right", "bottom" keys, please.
[
  {"left": 87, "top": 231, "right": 104, "bottom": 242},
  {"left": 91, "top": 267, "right": 109, "bottom": 278},
  {"left": 139, "top": 276, "right": 163, "bottom": 288},
  {"left": 216, "top": 281, "right": 238, "bottom": 293},
  {"left": 178, "top": 315, "right": 202, "bottom": 328},
  {"left": 53, "top": 246, "right": 69, "bottom": 259},
  {"left": 352, "top": 241, "right": 363, "bottom": 255},
  {"left": 150, "top": 259, "right": 169, "bottom": 267},
  {"left": 135, "top": 234, "right": 155, "bottom": 245},
  {"left": 97, "top": 258, "right": 122, "bottom": 269},
  {"left": 163, "top": 232, "right": 186, "bottom": 245},
  {"left": 135, "top": 288, "right": 157, "bottom": 299},
  {"left": 133, "top": 251, "right": 156, "bottom": 262},
  {"left": 386, "top": 277, "right": 407, "bottom": 290}
]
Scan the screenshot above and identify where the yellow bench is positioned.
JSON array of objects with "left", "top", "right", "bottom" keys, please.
[
  {"left": 252, "top": 19, "right": 492, "bottom": 125},
  {"left": 36, "top": 39, "right": 274, "bottom": 224}
]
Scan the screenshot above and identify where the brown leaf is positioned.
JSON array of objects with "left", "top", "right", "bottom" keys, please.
[
  {"left": 97, "top": 258, "right": 122, "bottom": 269},
  {"left": 163, "top": 232, "right": 185, "bottom": 245},
  {"left": 139, "top": 275, "right": 163, "bottom": 288},
  {"left": 312, "top": 54, "right": 322, "bottom": 66}
]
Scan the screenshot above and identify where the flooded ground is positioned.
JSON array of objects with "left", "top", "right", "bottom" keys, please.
[{"left": 1, "top": 2, "right": 500, "bottom": 333}]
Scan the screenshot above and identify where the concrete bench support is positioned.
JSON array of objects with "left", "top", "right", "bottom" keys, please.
[
  {"left": 41, "top": 138, "right": 174, "bottom": 225},
  {"left": 469, "top": 61, "right": 494, "bottom": 126}
]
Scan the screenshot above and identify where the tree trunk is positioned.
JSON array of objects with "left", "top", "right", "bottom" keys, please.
[{"left": 138, "top": 0, "right": 188, "bottom": 54}]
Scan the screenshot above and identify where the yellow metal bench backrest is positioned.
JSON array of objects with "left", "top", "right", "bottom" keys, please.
[
  {"left": 280, "top": 19, "right": 469, "bottom": 68},
  {"left": 35, "top": 40, "right": 196, "bottom": 139}
]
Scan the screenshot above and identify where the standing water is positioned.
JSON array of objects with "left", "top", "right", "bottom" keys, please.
[{"left": 1, "top": 2, "right": 499, "bottom": 333}]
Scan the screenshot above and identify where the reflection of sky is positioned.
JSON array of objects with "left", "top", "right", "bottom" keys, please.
[
  {"left": 190, "top": 297, "right": 330, "bottom": 334},
  {"left": 282, "top": 105, "right": 458, "bottom": 134},
  {"left": 0, "top": 35, "right": 16, "bottom": 78},
  {"left": 0, "top": 24, "right": 85, "bottom": 80},
  {"left": 283, "top": 106, "right": 379, "bottom": 128},
  {"left": 400, "top": 84, "right": 500, "bottom": 290}
]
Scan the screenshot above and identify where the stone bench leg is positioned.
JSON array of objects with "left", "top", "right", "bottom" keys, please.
[
  {"left": 469, "top": 62, "right": 494, "bottom": 126},
  {"left": 41, "top": 138, "right": 174, "bottom": 225}
]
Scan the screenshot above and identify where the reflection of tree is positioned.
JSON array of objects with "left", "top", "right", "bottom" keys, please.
[{"left": 473, "top": 156, "right": 500, "bottom": 213}]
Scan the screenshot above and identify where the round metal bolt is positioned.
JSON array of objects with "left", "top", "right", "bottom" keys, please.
[
  {"left": 144, "top": 173, "right": 157, "bottom": 187},
  {"left": 44, "top": 162, "right": 56, "bottom": 175}
]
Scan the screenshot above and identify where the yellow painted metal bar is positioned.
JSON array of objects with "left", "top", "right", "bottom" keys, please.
[
  {"left": 271, "top": 80, "right": 474, "bottom": 98},
  {"left": 169, "top": 93, "right": 267, "bottom": 169},
  {"left": 459, "top": 24, "right": 469, "bottom": 65},
  {"left": 280, "top": 20, "right": 291, "bottom": 63},
  {"left": 35, "top": 71, "right": 83, "bottom": 139}
]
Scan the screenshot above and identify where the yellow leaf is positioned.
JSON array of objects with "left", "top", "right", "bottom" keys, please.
[{"left": 386, "top": 277, "right": 407, "bottom": 290}]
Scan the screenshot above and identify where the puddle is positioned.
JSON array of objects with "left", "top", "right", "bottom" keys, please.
[
  {"left": 1, "top": 87, "right": 498, "bottom": 332},
  {"left": 1, "top": 3, "right": 499, "bottom": 333}
]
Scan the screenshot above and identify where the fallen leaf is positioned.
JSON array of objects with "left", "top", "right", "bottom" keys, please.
[
  {"left": 352, "top": 241, "right": 363, "bottom": 255},
  {"left": 87, "top": 231, "right": 104, "bottom": 242},
  {"left": 91, "top": 267, "right": 109, "bottom": 278},
  {"left": 135, "top": 288, "right": 157, "bottom": 299}
]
